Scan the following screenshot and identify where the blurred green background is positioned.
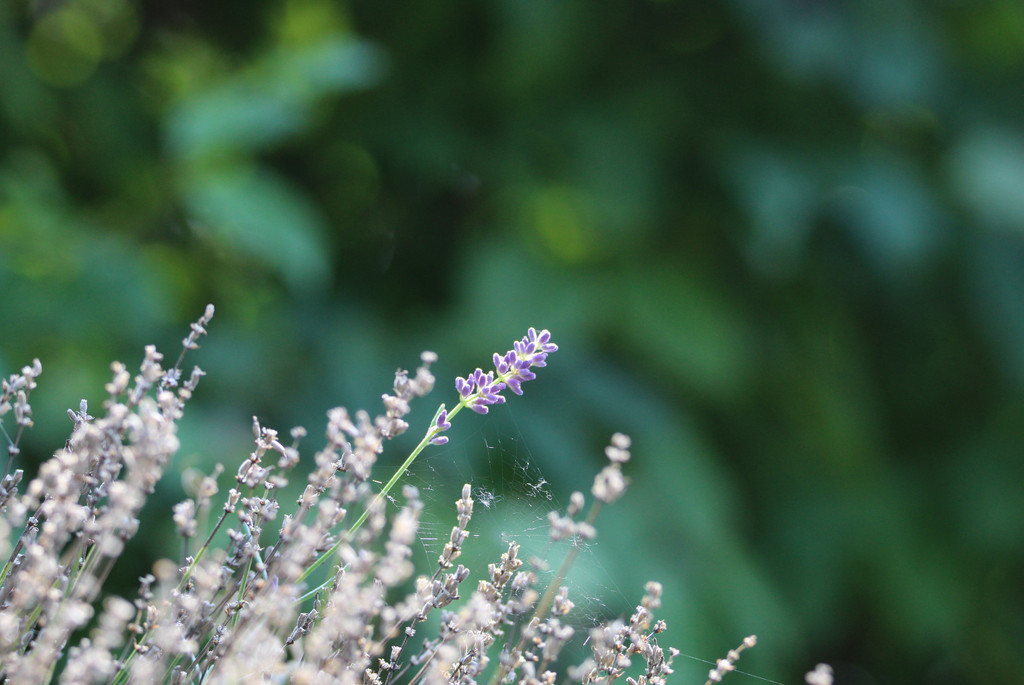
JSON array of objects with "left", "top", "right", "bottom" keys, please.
[{"left": 2, "top": 0, "right": 1024, "bottom": 683}]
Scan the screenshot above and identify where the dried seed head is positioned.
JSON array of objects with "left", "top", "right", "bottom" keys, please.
[
  {"left": 805, "top": 663, "right": 834, "bottom": 685},
  {"left": 592, "top": 464, "right": 628, "bottom": 503}
]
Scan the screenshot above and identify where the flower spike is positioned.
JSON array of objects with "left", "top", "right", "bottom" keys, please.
[{"left": 429, "top": 328, "right": 556, "bottom": 444}]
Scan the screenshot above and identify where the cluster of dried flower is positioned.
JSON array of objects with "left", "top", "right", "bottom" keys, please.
[{"left": 0, "top": 309, "right": 817, "bottom": 684}]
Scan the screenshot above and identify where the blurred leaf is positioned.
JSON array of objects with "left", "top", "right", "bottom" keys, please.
[
  {"left": 948, "top": 128, "right": 1024, "bottom": 231},
  {"left": 832, "top": 156, "right": 948, "bottom": 272},
  {"left": 727, "top": 146, "right": 821, "bottom": 276},
  {"left": 183, "top": 165, "right": 331, "bottom": 292},
  {"left": 167, "top": 38, "right": 385, "bottom": 158},
  {"left": 168, "top": 83, "right": 305, "bottom": 158},
  {"left": 621, "top": 264, "right": 753, "bottom": 401}
]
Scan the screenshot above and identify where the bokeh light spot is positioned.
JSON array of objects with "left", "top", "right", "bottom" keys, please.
[
  {"left": 26, "top": 6, "right": 104, "bottom": 87},
  {"left": 532, "top": 186, "right": 590, "bottom": 263}
]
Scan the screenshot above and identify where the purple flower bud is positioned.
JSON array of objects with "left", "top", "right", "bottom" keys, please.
[
  {"left": 528, "top": 327, "right": 557, "bottom": 353},
  {"left": 428, "top": 408, "right": 452, "bottom": 444}
]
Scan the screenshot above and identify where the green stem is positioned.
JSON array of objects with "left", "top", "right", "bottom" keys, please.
[{"left": 296, "top": 402, "right": 464, "bottom": 598}]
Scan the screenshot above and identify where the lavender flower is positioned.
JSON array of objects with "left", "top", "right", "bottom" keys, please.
[
  {"left": 423, "top": 328, "right": 555, "bottom": 447},
  {"left": 455, "top": 327, "right": 557, "bottom": 416}
]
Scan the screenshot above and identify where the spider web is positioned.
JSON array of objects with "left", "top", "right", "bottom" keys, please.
[
  {"left": 394, "top": 416, "right": 631, "bottom": 637},
  {"left": 381, "top": 414, "right": 788, "bottom": 685}
]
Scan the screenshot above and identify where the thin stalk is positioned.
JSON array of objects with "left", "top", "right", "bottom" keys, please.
[
  {"left": 179, "top": 505, "right": 233, "bottom": 588},
  {"left": 0, "top": 503, "right": 43, "bottom": 590},
  {"left": 114, "top": 504, "right": 235, "bottom": 684},
  {"left": 1, "top": 421, "right": 23, "bottom": 476},
  {"left": 296, "top": 403, "right": 462, "bottom": 595},
  {"left": 379, "top": 563, "right": 450, "bottom": 685},
  {"left": 486, "top": 501, "right": 604, "bottom": 685}
]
